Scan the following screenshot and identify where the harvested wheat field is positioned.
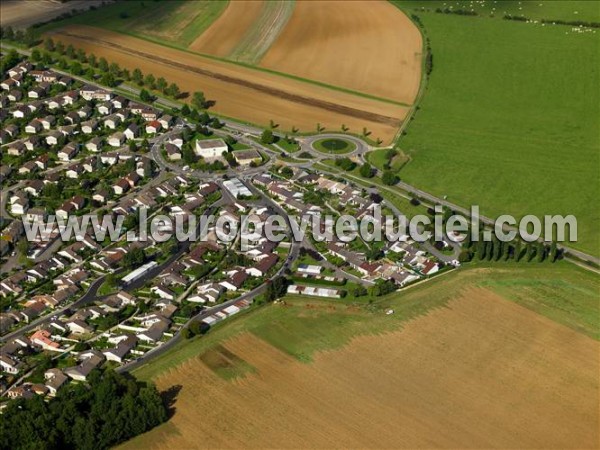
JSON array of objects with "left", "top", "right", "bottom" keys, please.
[
  {"left": 188, "top": 1, "right": 266, "bottom": 58},
  {"left": 261, "top": 1, "right": 423, "bottom": 105},
  {"left": 121, "top": 288, "right": 599, "bottom": 449},
  {"left": 190, "top": 1, "right": 294, "bottom": 65},
  {"left": 48, "top": 25, "right": 406, "bottom": 143}
]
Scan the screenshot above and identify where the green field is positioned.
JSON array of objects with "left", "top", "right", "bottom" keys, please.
[
  {"left": 366, "top": 148, "right": 410, "bottom": 172},
  {"left": 312, "top": 138, "right": 356, "bottom": 154},
  {"left": 400, "top": 0, "right": 600, "bottom": 22},
  {"left": 392, "top": 2, "right": 600, "bottom": 256},
  {"left": 133, "top": 262, "right": 599, "bottom": 381},
  {"left": 38, "top": 0, "right": 227, "bottom": 48}
]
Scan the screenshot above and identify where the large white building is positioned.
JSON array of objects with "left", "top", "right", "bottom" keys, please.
[
  {"left": 195, "top": 138, "right": 228, "bottom": 159},
  {"left": 223, "top": 178, "right": 252, "bottom": 198}
]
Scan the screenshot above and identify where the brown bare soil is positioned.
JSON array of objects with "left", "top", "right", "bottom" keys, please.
[
  {"left": 121, "top": 288, "right": 599, "bottom": 449},
  {"left": 188, "top": 1, "right": 265, "bottom": 57},
  {"left": 260, "top": 1, "right": 423, "bottom": 105},
  {"left": 49, "top": 25, "right": 407, "bottom": 143}
]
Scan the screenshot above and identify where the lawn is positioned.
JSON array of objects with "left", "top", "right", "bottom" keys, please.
[
  {"left": 37, "top": 0, "right": 227, "bottom": 48},
  {"left": 366, "top": 148, "right": 410, "bottom": 172},
  {"left": 391, "top": 3, "right": 600, "bottom": 256},
  {"left": 132, "top": 261, "right": 599, "bottom": 381},
  {"left": 312, "top": 138, "right": 356, "bottom": 154}
]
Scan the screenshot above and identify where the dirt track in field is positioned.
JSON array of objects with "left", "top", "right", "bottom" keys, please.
[
  {"left": 188, "top": 1, "right": 265, "bottom": 57},
  {"left": 49, "top": 26, "right": 407, "bottom": 143},
  {"left": 121, "top": 288, "right": 600, "bottom": 449},
  {"left": 260, "top": 0, "right": 423, "bottom": 105}
]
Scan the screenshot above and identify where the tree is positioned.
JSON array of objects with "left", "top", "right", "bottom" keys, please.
[
  {"left": 536, "top": 242, "right": 546, "bottom": 262},
  {"left": 316, "top": 122, "right": 325, "bottom": 132},
  {"left": 30, "top": 48, "right": 41, "bottom": 62},
  {"left": 514, "top": 240, "right": 523, "bottom": 262},
  {"left": 156, "top": 77, "right": 167, "bottom": 93},
  {"left": 182, "top": 147, "right": 196, "bottom": 165},
  {"left": 65, "top": 44, "right": 75, "bottom": 59},
  {"left": 165, "top": 83, "right": 180, "bottom": 98},
  {"left": 76, "top": 48, "right": 87, "bottom": 63},
  {"left": 549, "top": 241, "right": 558, "bottom": 262},
  {"left": 69, "top": 61, "right": 83, "bottom": 75},
  {"left": 477, "top": 238, "right": 487, "bottom": 260},
  {"left": 198, "top": 111, "right": 210, "bottom": 125},
  {"left": 109, "top": 62, "right": 120, "bottom": 75},
  {"left": 335, "top": 157, "right": 356, "bottom": 171},
  {"left": 2, "top": 26, "right": 15, "bottom": 40},
  {"left": 101, "top": 72, "right": 117, "bottom": 87},
  {"left": 139, "top": 89, "right": 153, "bottom": 103},
  {"left": 44, "top": 38, "right": 55, "bottom": 52},
  {"left": 144, "top": 73, "right": 156, "bottom": 89},
  {"left": 192, "top": 91, "right": 206, "bottom": 110},
  {"left": 359, "top": 162, "right": 374, "bottom": 178},
  {"left": 132, "top": 68, "right": 143, "bottom": 85},
  {"left": 88, "top": 53, "right": 97, "bottom": 67},
  {"left": 55, "top": 41, "right": 65, "bottom": 55},
  {"left": 98, "top": 57, "right": 109, "bottom": 71},
  {"left": 351, "top": 285, "right": 367, "bottom": 297},
  {"left": 129, "top": 141, "right": 138, "bottom": 152},
  {"left": 261, "top": 129, "right": 275, "bottom": 144},
  {"left": 265, "top": 277, "right": 288, "bottom": 302},
  {"left": 280, "top": 166, "right": 294, "bottom": 178},
  {"left": 180, "top": 104, "right": 190, "bottom": 116},
  {"left": 458, "top": 249, "right": 473, "bottom": 263},
  {"left": 362, "top": 127, "right": 371, "bottom": 137},
  {"left": 526, "top": 243, "right": 536, "bottom": 262},
  {"left": 341, "top": 124, "right": 349, "bottom": 132},
  {"left": 181, "top": 327, "right": 191, "bottom": 339},
  {"left": 381, "top": 170, "right": 398, "bottom": 185}
]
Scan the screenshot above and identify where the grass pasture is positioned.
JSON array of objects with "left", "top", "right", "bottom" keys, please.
[
  {"left": 392, "top": 3, "right": 600, "bottom": 256},
  {"left": 123, "top": 262, "right": 599, "bottom": 449}
]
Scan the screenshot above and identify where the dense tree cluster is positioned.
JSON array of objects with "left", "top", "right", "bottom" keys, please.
[
  {"left": 334, "top": 157, "right": 356, "bottom": 172},
  {"left": 0, "top": 370, "right": 168, "bottom": 450},
  {"left": 264, "top": 276, "right": 289, "bottom": 302}
]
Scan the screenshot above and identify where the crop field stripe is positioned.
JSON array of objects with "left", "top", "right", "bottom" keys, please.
[
  {"left": 52, "top": 30, "right": 401, "bottom": 127},
  {"left": 228, "top": 1, "right": 295, "bottom": 65}
]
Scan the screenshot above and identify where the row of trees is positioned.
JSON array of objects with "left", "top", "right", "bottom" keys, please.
[
  {"left": 0, "top": 25, "right": 38, "bottom": 47},
  {"left": 458, "top": 231, "right": 562, "bottom": 264},
  {"left": 0, "top": 370, "right": 168, "bottom": 450},
  {"left": 42, "top": 38, "right": 184, "bottom": 100}
]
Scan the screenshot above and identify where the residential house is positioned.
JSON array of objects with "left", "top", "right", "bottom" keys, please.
[
  {"left": 44, "top": 369, "right": 68, "bottom": 396},
  {"left": 81, "top": 119, "right": 98, "bottom": 134},
  {"left": 85, "top": 136, "right": 103, "bottom": 152},
  {"left": 25, "top": 119, "right": 43, "bottom": 134},
  {"left": 219, "top": 270, "right": 248, "bottom": 291},
  {"left": 124, "top": 123, "right": 139, "bottom": 140},
  {"left": 108, "top": 131, "right": 125, "bottom": 147}
]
